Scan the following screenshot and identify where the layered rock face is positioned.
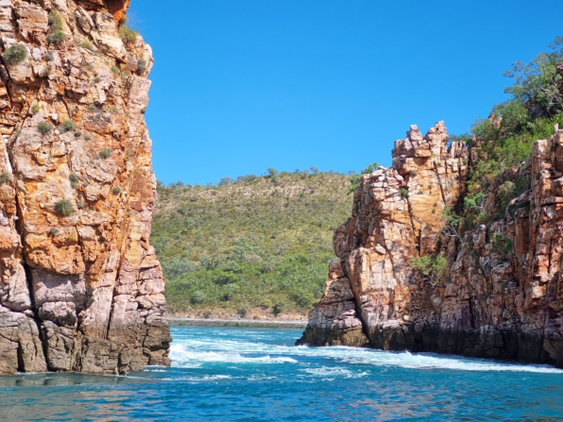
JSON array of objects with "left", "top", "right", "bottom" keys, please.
[
  {"left": 299, "top": 122, "right": 563, "bottom": 368},
  {"left": 0, "top": 0, "right": 170, "bottom": 374}
]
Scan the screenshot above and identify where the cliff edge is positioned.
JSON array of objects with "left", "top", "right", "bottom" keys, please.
[
  {"left": 298, "top": 121, "right": 563, "bottom": 368},
  {"left": 0, "top": 0, "right": 170, "bottom": 374}
]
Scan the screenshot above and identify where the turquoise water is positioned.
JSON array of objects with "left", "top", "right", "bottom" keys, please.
[{"left": 1, "top": 326, "right": 563, "bottom": 421}]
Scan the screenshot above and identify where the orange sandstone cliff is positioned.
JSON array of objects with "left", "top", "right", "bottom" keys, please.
[
  {"left": 298, "top": 122, "right": 563, "bottom": 368},
  {"left": 0, "top": 0, "right": 170, "bottom": 374}
]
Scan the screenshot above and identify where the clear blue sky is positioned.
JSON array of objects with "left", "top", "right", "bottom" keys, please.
[{"left": 127, "top": 0, "right": 562, "bottom": 185}]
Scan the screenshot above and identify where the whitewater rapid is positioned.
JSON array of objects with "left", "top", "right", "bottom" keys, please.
[{"left": 168, "top": 326, "right": 563, "bottom": 378}]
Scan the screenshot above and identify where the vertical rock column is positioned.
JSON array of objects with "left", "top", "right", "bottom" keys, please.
[
  {"left": 298, "top": 122, "right": 468, "bottom": 348},
  {"left": 0, "top": 0, "right": 170, "bottom": 374}
]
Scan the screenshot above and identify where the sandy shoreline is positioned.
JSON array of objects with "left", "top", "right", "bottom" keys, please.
[{"left": 167, "top": 317, "right": 307, "bottom": 329}]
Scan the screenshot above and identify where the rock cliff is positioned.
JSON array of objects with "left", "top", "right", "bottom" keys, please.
[
  {"left": 298, "top": 121, "right": 563, "bottom": 368},
  {"left": 0, "top": 0, "right": 170, "bottom": 374}
]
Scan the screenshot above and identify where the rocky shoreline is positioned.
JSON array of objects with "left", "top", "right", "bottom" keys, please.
[{"left": 168, "top": 317, "right": 307, "bottom": 329}]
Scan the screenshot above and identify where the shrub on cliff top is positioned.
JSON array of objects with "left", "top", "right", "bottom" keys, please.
[
  {"left": 54, "top": 199, "right": 75, "bottom": 217},
  {"left": 347, "top": 162, "right": 379, "bottom": 195},
  {"left": 2, "top": 44, "right": 28, "bottom": 64},
  {"left": 119, "top": 19, "right": 138, "bottom": 43}
]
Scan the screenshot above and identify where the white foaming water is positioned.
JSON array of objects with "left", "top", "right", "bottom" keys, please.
[
  {"left": 170, "top": 343, "right": 297, "bottom": 368},
  {"left": 171, "top": 329, "right": 563, "bottom": 375},
  {"left": 300, "top": 367, "right": 370, "bottom": 380},
  {"left": 296, "top": 346, "right": 563, "bottom": 374}
]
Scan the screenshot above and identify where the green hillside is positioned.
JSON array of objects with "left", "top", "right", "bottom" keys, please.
[{"left": 152, "top": 171, "right": 352, "bottom": 318}]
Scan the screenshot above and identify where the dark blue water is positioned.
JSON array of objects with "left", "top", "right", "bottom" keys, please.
[{"left": 1, "top": 326, "right": 562, "bottom": 421}]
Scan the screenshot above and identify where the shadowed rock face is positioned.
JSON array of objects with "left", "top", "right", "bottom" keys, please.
[
  {"left": 299, "top": 122, "right": 563, "bottom": 368},
  {"left": 0, "top": 0, "right": 170, "bottom": 374}
]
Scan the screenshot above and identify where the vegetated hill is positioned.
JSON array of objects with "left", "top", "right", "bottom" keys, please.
[{"left": 152, "top": 171, "right": 353, "bottom": 318}]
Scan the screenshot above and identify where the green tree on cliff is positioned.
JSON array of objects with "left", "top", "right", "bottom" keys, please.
[
  {"left": 347, "top": 162, "right": 379, "bottom": 195},
  {"left": 504, "top": 36, "right": 563, "bottom": 118}
]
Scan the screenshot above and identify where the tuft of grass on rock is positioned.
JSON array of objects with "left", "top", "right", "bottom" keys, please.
[
  {"left": 54, "top": 199, "right": 75, "bottom": 217},
  {"left": 37, "top": 121, "right": 53, "bottom": 136},
  {"left": 2, "top": 44, "right": 27, "bottom": 64},
  {"left": 0, "top": 172, "right": 10, "bottom": 184},
  {"left": 48, "top": 13, "right": 63, "bottom": 31},
  {"left": 136, "top": 58, "right": 147, "bottom": 75},
  {"left": 47, "top": 13, "right": 65, "bottom": 45},
  {"left": 47, "top": 31, "right": 65, "bottom": 45},
  {"left": 79, "top": 40, "right": 95, "bottom": 51},
  {"left": 119, "top": 18, "right": 138, "bottom": 43},
  {"left": 58, "top": 119, "right": 75, "bottom": 133},
  {"left": 98, "top": 147, "right": 113, "bottom": 160},
  {"left": 69, "top": 173, "right": 79, "bottom": 189}
]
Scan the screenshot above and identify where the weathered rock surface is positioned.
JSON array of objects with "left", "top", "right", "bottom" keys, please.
[
  {"left": 296, "top": 260, "right": 368, "bottom": 347},
  {"left": 299, "top": 121, "right": 563, "bottom": 368},
  {"left": 0, "top": 0, "right": 170, "bottom": 374}
]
